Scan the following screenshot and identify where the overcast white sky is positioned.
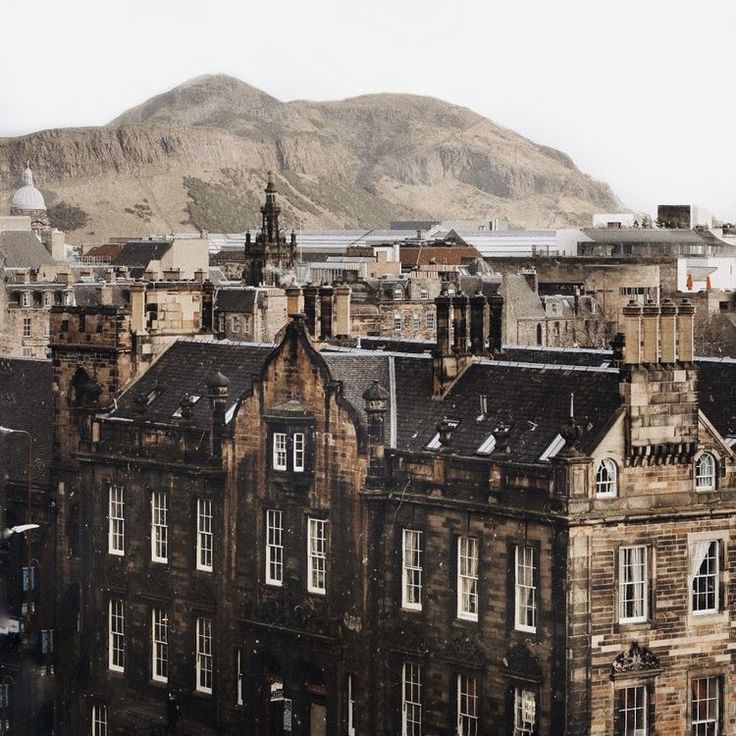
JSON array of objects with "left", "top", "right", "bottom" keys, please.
[{"left": 1, "top": 0, "right": 734, "bottom": 220}]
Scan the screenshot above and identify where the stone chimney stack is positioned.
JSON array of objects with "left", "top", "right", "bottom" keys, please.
[
  {"left": 620, "top": 298, "right": 698, "bottom": 461},
  {"left": 362, "top": 380, "right": 389, "bottom": 484},
  {"left": 334, "top": 283, "right": 351, "bottom": 339},
  {"left": 677, "top": 298, "right": 695, "bottom": 362},
  {"left": 286, "top": 282, "right": 303, "bottom": 317},
  {"left": 206, "top": 368, "right": 229, "bottom": 459},
  {"left": 469, "top": 290, "right": 487, "bottom": 355},
  {"left": 641, "top": 300, "right": 660, "bottom": 363},
  {"left": 659, "top": 298, "right": 677, "bottom": 363},
  {"left": 319, "top": 285, "right": 334, "bottom": 340},
  {"left": 488, "top": 293, "right": 504, "bottom": 355},
  {"left": 452, "top": 290, "right": 469, "bottom": 354},
  {"left": 435, "top": 285, "right": 452, "bottom": 357},
  {"left": 302, "top": 284, "right": 319, "bottom": 336},
  {"left": 129, "top": 283, "right": 147, "bottom": 335}
]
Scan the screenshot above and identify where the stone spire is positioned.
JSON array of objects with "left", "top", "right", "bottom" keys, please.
[{"left": 260, "top": 170, "right": 281, "bottom": 245}]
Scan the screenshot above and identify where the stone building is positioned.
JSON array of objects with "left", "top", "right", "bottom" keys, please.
[
  {"left": 214, "top": 286, "right": 287, "bottom": 343},
  {"left": 25, "top": 289, "right": 736, "bottom": 735},
  {"left": 243, "top": 173, "right": 297, "bottom": 287}
]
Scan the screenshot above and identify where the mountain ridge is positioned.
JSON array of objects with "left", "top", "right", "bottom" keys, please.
[{"left": 0, "top": 74, "right": 622, "bottom": 241}]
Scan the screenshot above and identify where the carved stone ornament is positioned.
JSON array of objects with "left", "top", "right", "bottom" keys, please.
[{"left": 611, "top": 641, "right": 660, "bottom": 675}]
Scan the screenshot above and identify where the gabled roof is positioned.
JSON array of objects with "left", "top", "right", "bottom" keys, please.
[
  {"left": 111, "top": 240, "right": 172, "bottom": 268},
  {"left": 0, "top": 357, "right": 53, "bottom": 485},
  {"left": 109, "top": 340, "right": 273, "bottom": 428},
  {"left": 215, "top": 288, "right": 260, "bottom": 313},
  {"left": 0, "top": 231, "right": 55, "bottom": 268}
]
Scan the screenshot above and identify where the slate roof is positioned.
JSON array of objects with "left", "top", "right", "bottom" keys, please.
[
  {"left": 215, "top": 288, "right": 260, "bottom": 313},
  {"left": 0, "top": 357, "right": 53, "bottom": 486},
  {"left": 108, "top": 340, "right": 273, "bottom": 428},
  {"left": 100, "top": 335, "right": 736, "bottom": 467},
  {"left": 111, "top": 241, "right": 172, "bottom": 268},
  {"left": 0, "top": 231, "right": 55, "bottom": 268}
]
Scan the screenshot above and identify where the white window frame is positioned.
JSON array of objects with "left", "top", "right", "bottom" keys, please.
[
  {"left": 402, "top": 529, "right": 422, "bottom": 611},
  {"left": 21, "top": 291, "right": 31, "bottom": 308},
  {"left": 394, "top": 287, "right": 403, "bottom": 300},
  {"left": 401, "top": 663, "right": 421, "bottom": 736},
  {"left": 196, "top": 498, "right": 213, "bottom": 572},
  {"left": 619, "top": 685, "right": 647, "bottom": 736},
  {"left": 265, "top": 509, "right": 284, "bottom": 587},
  {"left": 151, "top": 491, "right": 168, "bottom": 564},
  {"left": 22, "top": 317, "right": 31, "bottom": 338},
  {"left": 691, "top": 540, "right": 719, "bottom": 615},
  {"left": 426, "top": 312, "right": 435, "bottom": 330},
  {"left": 91, "top": 704, "right": 107, "bottom": 736},
  {"left": 695, "top": 452, "right": 716, "bottom": 491},
  {"left": 347, "top": 673, "right": 356, "bottom": 736},
  {"left": 307, "top": 517, "right": 327, "bottom": 595},
  {"left": 273, "top": 432, "right": 287, "bottom": 471},
  {"left": 513, "top": 687, "right": 536, "bottom": 735},
  {"left": 595, "top": 458, "right": 618, "bottom": 497},
  {"left": 393, "top": 313, "right": 403, "bottom": 331},
  {"left": 618, "top": 546, "right": 648, "bottom": 623},
  {"left": 457, "top": 536, "right": 479, "bottom": 621},
  {"left": 108, "top": 599, "right": 125, "bottom": 672},
  {"left": 108, "top": 484, "right": 124, "bottom": 556},
  {"left": 152, "top": 607, "right": 168, "bottom": 683},
  {"left": 691, "top": 676, "right": 720, "bottom": 735},
  {"left": 236, "top": 647, "right": 244, "bottom": 706},
  {"left": 420, "top": 289, "right": 429, "bottom": 300},
  {"left": 514, "top": 546, "right": 537, "bottom": 633},
  {"left": 196, "top": 616, "right": 213, "bottom": 694},
  {"left": 293, "top": 432, "right": 305, "bottom": 472},
  {"left": 412, "top": 313, "right": 420, "bottom": 332},
  {"left": 457, "top": 674, "right": 478, "bottom": 736}
]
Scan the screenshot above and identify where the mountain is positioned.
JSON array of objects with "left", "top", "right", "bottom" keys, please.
[{"left": 0, "top": 74, "right": 622, "bottom": 242}]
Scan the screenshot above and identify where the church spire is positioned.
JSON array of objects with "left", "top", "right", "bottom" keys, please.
[{"left": 260, "top": 170, "right": 281, "bottom": 244}]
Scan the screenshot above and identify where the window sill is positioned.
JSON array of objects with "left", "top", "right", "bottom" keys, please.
[{"left": 688, "top": 610, "right": 729, "bottom": 627}]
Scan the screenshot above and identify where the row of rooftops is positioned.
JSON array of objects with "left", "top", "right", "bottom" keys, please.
[{"left": 5, "top": 327, "right": 736, "bottom": 490}]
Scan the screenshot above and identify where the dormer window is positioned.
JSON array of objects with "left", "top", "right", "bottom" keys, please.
[
  {"left": 695, "top": 452, "right": 716, "bottom": 491},
  {"left": 595, "top": 458, "right": 618, "bottom": 498},
  {"left": 21, "top": 291, "right": 31, "bottom": 308},
  {"left": 394, "top": 287, "right": 403, "bottom": 300},
  {"left": 265, "top": 400, "right": 314, "bottom": 480}
]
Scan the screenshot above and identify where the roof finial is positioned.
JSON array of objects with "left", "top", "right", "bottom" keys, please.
[
  {"left": 570, "top": 392, "right": 574, "bottom": 419},
  {"left": 23, "top": 161, "right": 34, "bottom": 187}
]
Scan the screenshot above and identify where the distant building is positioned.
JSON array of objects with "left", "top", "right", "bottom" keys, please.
[
  {"left": 658, "top": 204, "right": 712, "bottom": 230},
  {"left": 592, "top": 212, "right": 635, "bottom": 228}
]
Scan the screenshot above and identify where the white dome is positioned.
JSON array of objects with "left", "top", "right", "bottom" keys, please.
[{"left": 11, "top": 165, "right": 46, "bottom": 211}]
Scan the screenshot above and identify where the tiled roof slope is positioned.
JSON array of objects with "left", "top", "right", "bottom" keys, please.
[
  {"left": 391, "top": 356, "right": 621, "bottom": 461},
  {"left": 111, "top": 241, "right": 172, "bottom": 268},
  {"left": 0, "top": 231, "right": 55, "bottom": 268},
  {"left": 104, "top": 336, "right": 736, "bottom": 465},
  {"left": 215, "top": 289, "right": 259, "bottom": 312},
  {"left": 0, "top": 357, "right": 53, "bottom": 485},
  {"left": 110, "top": 340, "right": 273, "bottom": 427}
]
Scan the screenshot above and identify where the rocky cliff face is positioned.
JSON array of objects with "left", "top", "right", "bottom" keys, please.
[{"left": 0, "top": 75, "right": 622, "bottom": 241}]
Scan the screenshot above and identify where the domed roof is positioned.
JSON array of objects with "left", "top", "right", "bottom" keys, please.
[{"left": 11, "top": 164, "right": 46, "bottom": 211}]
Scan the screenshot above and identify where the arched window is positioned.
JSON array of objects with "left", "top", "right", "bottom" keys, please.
[
  {"left": 695, "top": 453, "right": 716, "bottom": 491},
  {"left": 595, "top": 458, "right": 617, "bottom": 497}
]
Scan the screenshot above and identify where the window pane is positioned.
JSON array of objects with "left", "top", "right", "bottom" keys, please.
[
  {"left": 307, "top": 517, "right": 327, "bottom": 594},
  {"left": 515, "top": 546, "right": 536, "bottom": 632},
  {"left": 402, "top": 530, "right": 422, "bottom": 610},
  {"left": 266, "top": 509, "right": 284, "bottom": 586},
  {"left": 151, "top": 491, "right": 168, "bottom": 563},
  {"left": 197, "top": 499, "right": 213, "bottom": 572},
  {"left": 458, "top": 537, "right": 479, "bottom": 620},
  {"left": 402, "top": 663, "right": 421, "bottom": 736},
  {"left": 196, "top": 617, "right": 213, "bottom": 693},
  {"left": 108, "top": 485, "right": 124, "bottom": 555}
]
